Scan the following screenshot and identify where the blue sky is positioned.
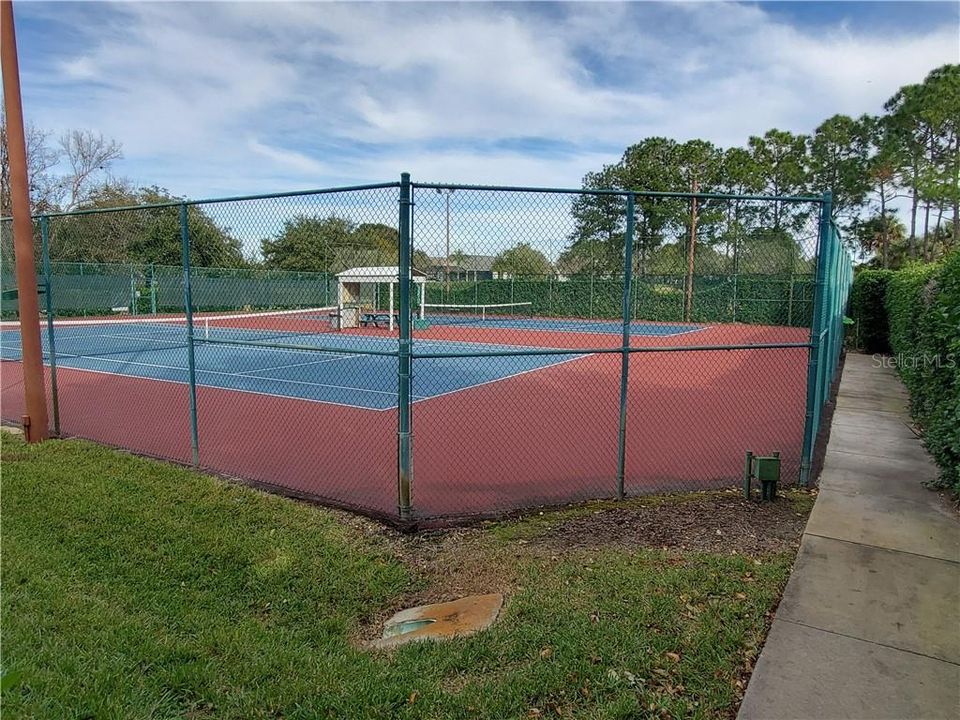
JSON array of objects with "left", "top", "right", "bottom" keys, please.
[{"left": 11, "top": 1, "right": 960, "bottom": 203}]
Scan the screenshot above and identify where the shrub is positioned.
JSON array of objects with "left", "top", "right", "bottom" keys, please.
[
  {"left": 849, "top": 269, "right": 894, "bottom": 352},
  {"left": 886, "top": 263, "right": 941, "bottom": 389},
  {"left": 885, "top": 253, "right": 960, "bottom": 494}
]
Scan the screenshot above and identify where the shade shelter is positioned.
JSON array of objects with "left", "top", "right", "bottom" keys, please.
[{"left": 335, "top": 266, "right": 427, "bottom": 331}]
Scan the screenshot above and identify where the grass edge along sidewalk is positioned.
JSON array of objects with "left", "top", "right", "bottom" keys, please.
[{"left": 1, "top": 431, "right": 811, "bottom": 719}]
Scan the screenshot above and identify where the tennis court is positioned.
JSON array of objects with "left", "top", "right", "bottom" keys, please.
[
  {"left": 0, "top": 177, "right": 852, "bottom": 524},
  {"left": 0, "top": 304, "right": 810, "bottom": 520},
  {"left": 1, "top": 308, "right": 601, "bottom": 410},
  {"left": 418, "top": 302, "right": 705, "bottom": 337}
]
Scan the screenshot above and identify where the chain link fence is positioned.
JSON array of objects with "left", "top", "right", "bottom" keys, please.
[{"left": 0, "top": 176, "right": 851, "bottom": 524}]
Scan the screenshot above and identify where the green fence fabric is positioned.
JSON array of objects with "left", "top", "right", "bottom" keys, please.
[
  {"left": 1, "top": 261, "right": 334, "bottom": 317},
  {"left": 1, "top": 180, "right": 852, "bottom": 524},
  {"left": 423, "top": 273, "right": 814, "bottom": 327},
  {"left": 5, "top": 260, "right": 814, "bottom": 326}
]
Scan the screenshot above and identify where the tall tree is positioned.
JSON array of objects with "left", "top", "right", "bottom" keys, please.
[
  {"left": 675, "top": 140, "right": 724, "bottom": 318},
  {"left": 261, "top": 217, "right": 399, "bottom": 273},
  {"left": 59, "top": 130, "right": 123, "bottom": 212},
  {"left": 720, "top": 147, "right": 764, "bottom": 275},
  {"left": 566, "top": 165, "right": 627, "bottom": 276},
  {"left": 0, "top": 120, "right": 123, "bottom": 215},
  {"left": 48, "top": 184, "right": 244, "bottom": 267},
  {"left": 747, "top": 129, "right": 811, "bottom": 232},
  {"left": 862, "top": 114, "right": 904, "bottom": 268},
  {"left": 619, "top": 138, "right": 684, "bottom": 275},
  {"left": 917, "top": 65, "right": 960, "bottom": 249},
  {"left": 808, "top": 114, "right": 872, "bottom": 229},
  {"left": 261, "top": 216, "right": 356, "bottom": 272},
  {"left": 491, "top": 242, "right": 553, "bottom": 277},
  {"left": 353, "top": 223, "right": 399, "bottom": 257},
  {"left": 0, "top": 118, "right": 61, "bottom": 214},
  {"left": 851, "top": 213, "right": 907, "bottom": 265},
  {"left": 885, "top": 82, "right": 933, "bottom": 256}
]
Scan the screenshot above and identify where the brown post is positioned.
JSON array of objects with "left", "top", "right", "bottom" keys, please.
[
  {"left": 2, "top": 0, "right": 49, "bottom": 441},
  {"left": 684, "top": 179, "right": 699, "bottom": 323}
]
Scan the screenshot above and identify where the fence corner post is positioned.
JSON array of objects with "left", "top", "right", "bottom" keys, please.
[
  {"left": 799, "top": 191, "right": 832, "bottom": 486},
  {"left": 397, "top": 173, "right": 414, "bottom": 521}
]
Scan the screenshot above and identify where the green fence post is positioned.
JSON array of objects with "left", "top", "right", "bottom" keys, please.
[
  {"left": 826, "top": 227, "right": 838, "bottom": 395},
  {"left": 149, "top": 263, "right": 157, "bottom": 314},
  {"left": 616, "top": 193, "right": 635, "bottom": 499},
  {"left": 799, "top": 191, "right": 833, "bottom": 486},
  {"left": 834, "top": 230, "right": 850, "bottom": 377},
  {"left": 397, "top": 173, "right": 413, "bottom": 521},
  {"left": 787, "top": 268, "right": 795, "bottom": 326},
  {"left": 129, "top": 266, "right": 136, "bottom": 316},
  {"left": 822, "top": 225, "right": 840, "bottom": 408},
  {"left": 590, "top": 268, "right": 594, "bottom": 320},
  {"left": 179, "top": 204, "right": 200, "bottom": 466},
  {"left": 40, "top": 216, "right": 60, "bottom": 436}
]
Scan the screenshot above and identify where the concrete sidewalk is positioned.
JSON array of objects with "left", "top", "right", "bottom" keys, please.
[{"left": 738, "top": 353, "right": 960, "bottom": 720}]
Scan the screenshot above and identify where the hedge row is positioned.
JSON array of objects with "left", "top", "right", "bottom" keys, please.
[
  {"left": 426, "top": 274, "right": 816, "bottom": 327},
  {"left": 885, "top": 252, "right": 960, "bottom": 494},
  {"left": 849, "top": 269, "right": 895, "bottom": 352}
]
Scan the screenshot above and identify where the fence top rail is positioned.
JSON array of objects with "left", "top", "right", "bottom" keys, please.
[
  {"left": 36, "top": 260, "right": 332, "bottom": 277},
  {"left": 0, "top": 178, "right": 829, "bottom": 224},
  {"left": 413, "top": 181, "right": 824, "bottom": 204},
  {"left": 1, "top": 182, "right": 402, "bottom": 222}
]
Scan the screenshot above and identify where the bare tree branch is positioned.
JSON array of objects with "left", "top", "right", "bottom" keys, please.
[
  {"left": 1, "top": 113, "right": 62, "bottom": 214},
  {"left": 58, "top": 129, "right": 123, "bottom": 211}
]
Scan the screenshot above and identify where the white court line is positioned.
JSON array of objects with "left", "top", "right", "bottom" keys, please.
[
  {"left": 651, "top": 325, "right": 707, "bottom": 338},
  {"left": 25, "top": 362, "right": 395, "bottom": 412},
  {"left": 431, "top": 318, "right": 707, "bottom": 338},
  {"left": 56, "top": 331, "right": 184, "bottom": 345},
  {"left": 7, "top": 343, "right": 599, "bottom": 413},
  {"left": 198, "top": 338, "right": 387, "bottom": 357},
  {"left": 234, "top": 353, "right": 354, "bottom": 377},
  {"left": 51, "top": 331, "right": 395, "bottom": 358},
  {"left": 409, "top": 352, "right": 595, "bottom": 407},
  {"left": 48, "top": 351, "right": 401, "bottom": 398},
  {"left": 9, "top": 329, "right": 563, "bottom": 355}
]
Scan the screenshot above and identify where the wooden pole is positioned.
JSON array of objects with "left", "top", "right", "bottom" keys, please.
[{"left": 1, "top": 0, "right": 49, "bottom": 441}]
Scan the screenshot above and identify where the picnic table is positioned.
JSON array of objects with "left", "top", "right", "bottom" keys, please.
[{"left": 359, "top": 311, "right": 398, "bottom": 328}]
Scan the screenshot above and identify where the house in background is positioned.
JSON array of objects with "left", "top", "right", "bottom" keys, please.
[{"left": 425, "top": 254, "right": 502, "bottom": 281}]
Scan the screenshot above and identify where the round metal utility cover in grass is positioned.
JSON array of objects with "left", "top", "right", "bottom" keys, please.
[{"left": 368, "top": 593, "right": 504, "bottom": 649}]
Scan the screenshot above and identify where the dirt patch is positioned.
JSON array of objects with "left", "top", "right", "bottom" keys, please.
[
  {"left": 342, "top": 489, "right": 814, "bottom": 644},
  {"left": 340, "top": 519, "right": 525, "bottom": 644},
  {"left": 531, "top": 490, "right": 812, "bottom": 556}
]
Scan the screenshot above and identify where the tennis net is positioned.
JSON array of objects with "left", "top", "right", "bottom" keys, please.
[
  {"left": 420, "top": 302, "right": 534, "bottom": 326},
  {"left": 0, "top": 306, "right": 338, "bottom": 361}
]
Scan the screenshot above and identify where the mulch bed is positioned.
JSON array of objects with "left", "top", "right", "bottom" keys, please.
[{"left": 532, "top": 491, "right": 812, "bottom": 556}]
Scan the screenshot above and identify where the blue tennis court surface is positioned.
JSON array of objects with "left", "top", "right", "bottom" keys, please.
[
  {"left": 428, "top": 314, "right": 702, "bottom": 336},
  {"left": 0, "top": 326, "right": 589, "bottom": 411}
]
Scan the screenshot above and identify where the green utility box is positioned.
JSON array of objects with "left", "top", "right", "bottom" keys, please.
[{"left": 743, "top": 451, "right": 780, "bottom": 501}]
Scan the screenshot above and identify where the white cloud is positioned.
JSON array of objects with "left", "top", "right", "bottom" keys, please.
[
  {"left": 16, "top": 1, "right": 960, "bottom": 199},
  {"left": 247, "top": 138, "right": 327, "bottom": 175},
  {"left": 59, "top": 56, "right": 98, "bottom": 80}
]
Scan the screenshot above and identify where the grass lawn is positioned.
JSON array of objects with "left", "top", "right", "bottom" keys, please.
[{"left": 0, "top": 431, "right": 810, "bottom": 719}]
